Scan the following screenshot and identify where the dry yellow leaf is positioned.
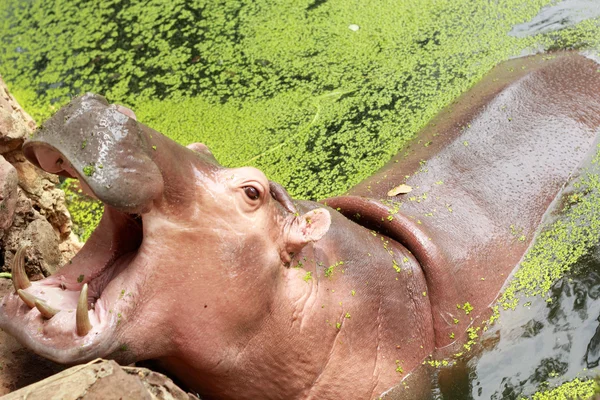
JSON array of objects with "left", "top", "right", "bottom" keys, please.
[{"left": 387, "top": 184, "right": 412, "bottom": 196}]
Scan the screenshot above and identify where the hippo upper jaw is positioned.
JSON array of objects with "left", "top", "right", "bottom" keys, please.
[{"left": 21, "top": 93, "right": 166, "bottom": 214}]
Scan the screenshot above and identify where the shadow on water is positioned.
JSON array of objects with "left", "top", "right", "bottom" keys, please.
[{"left": 429, "top": 246, "right": 600, "bottom": 399}]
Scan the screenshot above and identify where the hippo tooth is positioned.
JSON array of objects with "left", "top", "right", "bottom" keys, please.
[
  {"left": 76, "top": 283, "right": 92, "bottom": 336},
  {"left": 12, "top": 245, "right": 31, "bottom": 292},
  {"left": 34, "top": 300, "right": 59, "bottom": 319},
  {"left": 17, "top": 289, "right": 38, "bottom": 308}
]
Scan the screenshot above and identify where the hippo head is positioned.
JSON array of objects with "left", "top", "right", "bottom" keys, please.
[{"left": 0, "top": 94, "right": 331, "bottom": 369}]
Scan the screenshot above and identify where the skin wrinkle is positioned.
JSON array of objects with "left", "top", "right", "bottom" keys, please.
[
  {"left": 369, "top": 288, "right": 385, "bottom": 400},
  {"left": 297, "top": 243, "right": 323, "bottom": 332},
  {"left": 404, "top": 254, "right": 435, "bottom": 374},
  {"left": 227, "top": 273, "right": 283, "bottom": 394},
  {"left": 303, "top": 257, "right": 322, "bottom": 332},
  {"left": 119, "top": 266, "right": 171, "bottom": 360},
  {"left": 292, "top": 269, "right": 317, "bottom": 332},
  {"left": 232, "top": 315, "right": 267, "bottom": 370},
  {"left": 280, "top": 216, "right": 296, "bottom": 263},
  {"left": 304, "top": 309, "right": 346, "bottom": 400}
]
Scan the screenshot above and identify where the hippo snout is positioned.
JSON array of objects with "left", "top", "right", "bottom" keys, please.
[{"left": 23, "top": 93, "right": 164, "bottom": 213}]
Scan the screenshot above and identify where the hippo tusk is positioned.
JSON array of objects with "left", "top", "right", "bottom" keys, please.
[
  {"left": 34, "top": 300, "right": 59, "bottom": 319},
  {"left": 76, "top": 284, "right": 92, "bottom": 336},
  {"left": 12, "top": 245, "right": 31, "bottom": 292},
  {"left": 17, "top": 289, "right": 38, "bottom": 308}
]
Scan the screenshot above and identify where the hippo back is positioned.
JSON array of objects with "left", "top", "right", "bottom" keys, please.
[{"left": 325, "top": 52, "right": 600, "bottom": 346}]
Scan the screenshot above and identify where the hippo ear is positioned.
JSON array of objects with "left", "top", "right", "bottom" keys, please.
[
  {"left": 285, "top": 208, "right": 331, "bottom": 257},
  {"left": 115, "top": 105, "right": 137, "bottom": 120},
  {"left": 187, "top": 142, "right": 212, "bottom": 154}
]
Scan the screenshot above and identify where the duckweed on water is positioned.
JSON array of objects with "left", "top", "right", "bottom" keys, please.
[
  {"left": 61, "top": 178, "right": 102, "bottom": 241},
  {"left": 527, "top": 378, "right": 596, "bottom": 400},
  {"left": 494, "top": 146, "right": 600, "bottom": 315},
  {"left": 2, "top": 0, "right": 591, "bottom": 203}
]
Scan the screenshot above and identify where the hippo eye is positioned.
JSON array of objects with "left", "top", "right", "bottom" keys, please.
[{"left": 243, "top": 186, "right": 260, "bottom": 200}]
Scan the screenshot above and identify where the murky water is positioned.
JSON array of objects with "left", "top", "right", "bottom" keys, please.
[
  {"left": 431, "top": 249, "right": 600, "bottom": 399},
  {"left": 421, "top": 5, "right": 600, "bottom": 398},
  {"left": 510, "top": 0, "right": 600, "bottom": 37}
]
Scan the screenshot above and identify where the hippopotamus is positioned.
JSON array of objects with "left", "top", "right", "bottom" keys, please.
[{"left": 1, "top": 51, "right": 600, "bottom": 399}]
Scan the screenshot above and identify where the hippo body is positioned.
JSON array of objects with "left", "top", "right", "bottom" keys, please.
[
  {"left": 1, "top": 52, "right": 600, "bottom": 399},
  {"left": 328, "top": 52, "right": 600, "bottom": 348}
]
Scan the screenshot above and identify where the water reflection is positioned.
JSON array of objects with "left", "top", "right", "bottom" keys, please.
[
  {"left": 434, "top": 246, "right": 600, "bottom": 399},
  {"left": 510, "top": 0, "right": 600, "bottom": 37}
]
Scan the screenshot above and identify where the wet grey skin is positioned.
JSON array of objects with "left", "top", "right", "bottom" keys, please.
[
  {"left": 23, "top": 93, "right": 215, "bottom": 213},
  {"left": 2, "top": 51, "right": 600, "bottom": 399}
]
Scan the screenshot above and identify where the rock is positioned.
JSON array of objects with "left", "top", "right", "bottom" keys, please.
[
  {"left": 0, "top": 359, "right": 201, "bottom": 400},
  {"left": 0, "top": 76, "right": 81, "bottom": 278},
  {"left": 5, "top": 151, "right": 72, "bottom": 240},
  {"left": 0, "top": 77, "right": 83, "bottom": 397},
  {"left": 3, "top": 210, "right": 62, "bottom": 279},
  {"left": 0, "top": 77, "right": 35, "bottom": 155},
  {"left": 22, "top": 219, "right": 61, "bottom": 277},
  {"left": 0, "top": 156, "right": 18, "bottom": 236}
]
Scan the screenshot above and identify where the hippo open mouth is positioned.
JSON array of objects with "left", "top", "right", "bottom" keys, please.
[
  {"left": 0, "top": 93, "right": 179, "bottom": 363},
  {"left": 0, "top": 204, "right": 143, "bottom": 363}
]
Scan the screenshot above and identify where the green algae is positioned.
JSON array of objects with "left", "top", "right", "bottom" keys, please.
[
  {"left": 61, "top": 178, "right": 103, "bottom": 242},
  {"left": 303, "top": 271, "right": 312, "bottom": 282},
  {"left": 82, "top": 165, "right": 95, "bottom": 177},
  {"left": 495, "top": 146, "right": 600, "bottom": 314},
  {"left": 526, "top": 378, "right": 596, "bottom": 400},
  {"left": 0, "top": 0, "right": 566, "bottom": 202}
]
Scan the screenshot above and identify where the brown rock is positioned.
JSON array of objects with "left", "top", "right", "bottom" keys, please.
[
  {"left": 0, "top": 359, "right": 201, "bottom": 400},
  {"left": 0, "top": 77, "right": 35, "bottom": 155},
  {"left": 23, "top": 219, "right": 61, "bottom": 276},
  {"left": 0, "top": 76, "right": 84, "bottom": 397},
  {"left": 0, "top": 156, "right": 18, "bottom": 235},
  {"left": 0, "top": 76, "right": 80, "bottom": 277},
  {"left": 3, "top": 217, "right": 62, "bottom": 279},
  {"left": 5, "top": 150, "right": 72, "bottom": 240}
]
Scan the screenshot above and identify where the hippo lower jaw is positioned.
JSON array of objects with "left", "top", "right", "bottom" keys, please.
[{"left": 0, "top": 198, "right": 145, "bottom": 363}]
